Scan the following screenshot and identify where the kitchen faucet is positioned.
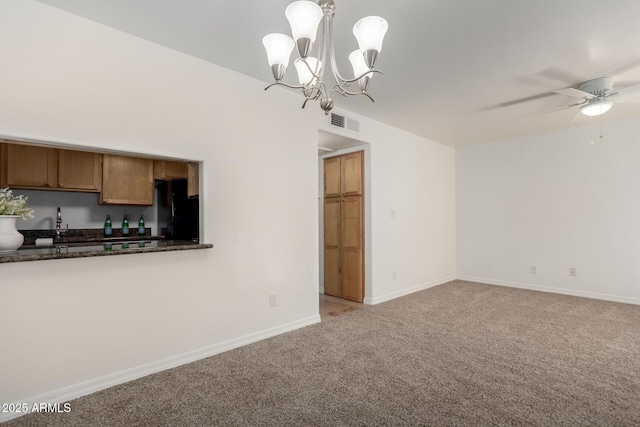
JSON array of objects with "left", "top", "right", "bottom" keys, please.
[{"left": 55, "top": 207, "right": 63, "bottom": 239}]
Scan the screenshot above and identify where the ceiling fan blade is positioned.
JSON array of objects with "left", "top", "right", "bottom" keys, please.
[
  {"left": 611, "top": 82, "right": 640, "bottom": 97},
  {"left": 533, "top": 101, "right": 586, "bottom": 116},
  {"left": 568, "top": 109, "right": 583, "bottom": 123},
  {"left": 613, "top": 95, "right": 640, "bottom": 103},
  {"left": 554, "top": 87, "right": 596, "bottom": 99}
]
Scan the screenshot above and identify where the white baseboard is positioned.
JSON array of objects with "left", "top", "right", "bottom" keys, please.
[
  {"left": 364, "top": 275, "right": 456, "bottom": 305},
  {"left": 457, "top": 275, "right": 640, "bottom": 306},
  {"left": 0, "top": 314, "right": 321, "bottom": 423},
  {"left": 319, "top": 286, "right": 324, "bottom": 294}
]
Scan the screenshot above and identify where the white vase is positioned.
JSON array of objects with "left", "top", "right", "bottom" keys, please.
[{"left": 0, "top": 215, "right": 24, "bottom": 253}]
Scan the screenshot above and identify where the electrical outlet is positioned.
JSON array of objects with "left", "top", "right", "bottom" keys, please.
[
  {"left": 269, "top": 293, "right": 278, "bottom": 307},
  {"left": 484, "top": 260, "right": 491, "bottom": 267},
  {"left": 389, "top": 209, "right": 396, "bottom": 219},
  {"left": 570, "top": 268, "right": 577, "bottom": 277},
  {"left": 530, "top": 265, "right": 537, "bottom": 274},
  {"left": 392, "top": 270, "right": 397, "bottom": 280}
]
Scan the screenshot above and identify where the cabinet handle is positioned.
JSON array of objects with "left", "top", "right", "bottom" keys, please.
[
  {"left": 48, "top": 182, "right": 54, "bottom": 187},
  {"left": 103, "top": 198, "right": 108, "bottom": 202},
  {"left": 60, "top": 183, "right": 64, "bottom": 187}
]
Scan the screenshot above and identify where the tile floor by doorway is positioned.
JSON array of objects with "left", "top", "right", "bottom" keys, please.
[{"left": 319, "top": 293, "right": 365, "bottom": 321}]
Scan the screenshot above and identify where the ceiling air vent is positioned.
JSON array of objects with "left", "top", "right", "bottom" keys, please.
[
  {"left": 330, "top": 113, "right": 345, "bottom": 128},
  {"left": 329, "top": 112, "right": 360, "bottom": 134}
]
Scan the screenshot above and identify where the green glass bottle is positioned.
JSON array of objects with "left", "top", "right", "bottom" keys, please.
[
  {"left": 104, "top": 215, "right": 113, "bottom": 238},
  {"left": 138, "top": 215, "right": 145, "bottom": 236},
  {"left": 122, "top": 215, "right": 130, "bottom": 237}
]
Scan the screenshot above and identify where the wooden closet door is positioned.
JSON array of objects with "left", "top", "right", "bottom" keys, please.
[
  {"left": 324, "top": 156, "right": 341, "bottom": 198},
  {"left": 323, "top": 151, "right": 364, "bottom": 303},
  {"left": 341, "top": 195, "right": 363, "bottom": 302},
  {"left": 324, "top": 197, "right": 342, "bottom": 297},
  {"left": 341, "top": 151, "right": 363, "bottom": 196}
]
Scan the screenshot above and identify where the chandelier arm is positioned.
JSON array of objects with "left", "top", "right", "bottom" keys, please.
[
  {"left": 330, "top": 84, "right": 375, "bottom": 102},
  {"left": 300, "top": 58, "right": 323, "bottom": 81},
  {"left": 340, "top": 69, "right": 383, "bottom": 84},
  {"left": 264, "top": 82, "right": 307, "bottom": 91},
  {"left": 316, "top": 7, "right": 328, "bottom": 79},
  {"left": 317, "top": 81, "right": 329, "bottom": 99},
  {"left": 324, "top": 12, "right": 349, "bottom": 85}
]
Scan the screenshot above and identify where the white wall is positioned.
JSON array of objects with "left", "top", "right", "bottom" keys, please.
[
  {"left": 457, "top": 117, "right": 640, "bottom": 304},
  {"left": 318, "top": 111, "right": 457, "bottom": 304},
  {"left": 0, "top": 0, "right": 457, "bottom": 419},
  {"left": 0, "top": 0, "right": 320, "bottom": 418}
]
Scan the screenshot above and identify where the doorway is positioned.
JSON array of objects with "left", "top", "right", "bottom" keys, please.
[{"left": 318, "top": 130, "right": 370, "bottom": 308}]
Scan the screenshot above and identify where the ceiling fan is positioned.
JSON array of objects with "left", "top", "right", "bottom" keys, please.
[{"left": 553, "top": 77, "right": 640, "bottom": 117}]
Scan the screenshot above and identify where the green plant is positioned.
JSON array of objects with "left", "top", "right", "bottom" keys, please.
[{"left": 0, "top": 188, "right": 34, "bottom": 219}]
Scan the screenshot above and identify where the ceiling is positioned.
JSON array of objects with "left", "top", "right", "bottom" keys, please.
[{"left": 37, "top": 0, "right": 640, "bottom": 148}]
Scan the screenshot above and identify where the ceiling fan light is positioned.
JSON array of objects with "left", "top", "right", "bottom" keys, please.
[
  {"left": 580, "top": 100, "right": 612, "bottom": 117},
  {"left": 353, "top": 16, "right": 388, "bottom": 53},
  {"left": 285, "top": 1, "right": 323, "bottom": 43},
  {"left": 294, "top": 57, "right": 322, "bottom": 86}
]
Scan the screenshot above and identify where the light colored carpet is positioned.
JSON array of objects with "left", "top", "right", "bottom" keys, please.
[{"left": 8, "top": 280, "right": 640, "bottom": 426}]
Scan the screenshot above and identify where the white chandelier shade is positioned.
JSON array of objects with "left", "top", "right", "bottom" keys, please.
[
  {"left": 353, "top": 16, "right": 388, "bottom": 53},
  {"left": 295, "top": 57, "right": 322, "bottom": 86},
  {"left": 285, "top": 1, "right": 323, "bottom": 45},
  {"left": 263, "top": 0, "right": 389, "bottom": 114},
  {"left": 349, "top": 50, "right": 371, "bottom": 80},
  {"left": 262, "top": 33, "right": 295, "bottom": 67}
]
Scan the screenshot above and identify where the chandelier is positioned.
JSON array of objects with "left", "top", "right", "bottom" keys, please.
[{"left": 262, "top": 0, "right": 388, "bottom": 114}]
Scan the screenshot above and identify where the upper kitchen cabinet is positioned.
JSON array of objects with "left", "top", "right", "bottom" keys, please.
[
  {"left": 5, "top": 143, "right": 58, "bottom": 189},
  {"left": 187, "top": 162, "right": 199, "bottom": 198},
  {"left": 58, "top": 149, "right": 102, "bottom": 192},
  {"left": 0, "top": 143, "right": 7, "bottom": 186},
  {"left": 154, "top": 160, "right": 188, "bottom": 180},
  {"left": 2, "top": 142, "right": 102, "bottom": 192},
  {"left": 101, "top": 154, "right": 154, "bottom": 205}
]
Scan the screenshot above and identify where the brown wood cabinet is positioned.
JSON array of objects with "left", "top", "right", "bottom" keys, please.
[
  {"left": 0, "top": 143, "right": 6, "bottom": 186},
  {"left": 2, "top": 143, "right": 101, "bottom": 192},
  {"left": 101, "top": 154, "right": 154, "bottom": 205},
  {"left": 154, "top": 160, "right": 188, "bottom": 180},
  {"left": 6, "top": 144, "right": 57, "bottom": 189},
  {"left": 58, "top": 149, "right": 102, "bottom": 191},
  {"left": 187, "top": 162, "right": 199, "bottom": 198},
  {"left": 323, "top": 151, "right": 364, "bottom": 303}
]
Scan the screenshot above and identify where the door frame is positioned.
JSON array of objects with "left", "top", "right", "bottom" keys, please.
[{"left": 318, "top": 143, "right": 372, "bottom": 304}]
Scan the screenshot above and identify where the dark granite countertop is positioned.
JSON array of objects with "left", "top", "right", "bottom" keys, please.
[{"left": 0, "top": 239, "right": 213, "bottom": 264}]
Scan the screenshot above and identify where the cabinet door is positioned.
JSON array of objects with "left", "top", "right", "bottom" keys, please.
[
  {"left": 324, "top": 197, "right": 342, "bottom": 297},
  {"left": 341, "top": 151, "right": 363, "bottom": 196},
  {"left": 6, "top": 144, "right": 57, "bottom": 188},
  {"left": 58, "top": 149, "right": 102, "bottom": 192},
  {"left": 102, "top": 154, "right": 154, "bottom": 205},
  {"left": 323, "top": 156, "right": 341, "bottom": 198},
  {"left": 0, "top": 143, "right": 6, "bottom": 186},
  {"left": 341, "top": 195, "right": 364, "bottom": 303},
  {"left": 154, "top": 160, "right": 188, "bottom": 180},
  {"left": 187, "top": 162, "right": 199, "bottom": 197}
]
